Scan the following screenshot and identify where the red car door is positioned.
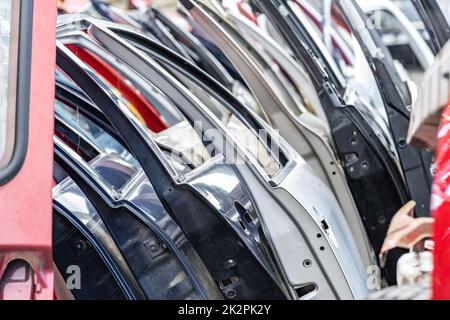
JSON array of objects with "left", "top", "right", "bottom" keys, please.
[{"left": 0, "top": 0, "right": 56, "bottom": 300}]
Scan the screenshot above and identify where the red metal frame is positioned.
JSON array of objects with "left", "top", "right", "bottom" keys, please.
[
  {"left": 66, "top": 44, "right": 168, "bottom": 133},
  {"left": 432, "top": 101, "right": 450, "bottom": 299},
  {"left": 0, "top": 0, "right": 56, "bottom": 300}
]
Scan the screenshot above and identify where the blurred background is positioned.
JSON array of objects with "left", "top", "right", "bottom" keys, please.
[{"left": 57, "top": 0, "right": 177, "bottom": 11}]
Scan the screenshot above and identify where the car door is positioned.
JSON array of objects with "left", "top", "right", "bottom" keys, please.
[
  {"left": 335, "top": 0, "right": 433, "bottom": 219},
  {"left": 0, "top": 0, "right": 56, "bottom": 300},
  {"left": 206, "top": 0, "right": 408, "bottom": 282},
  {"left": 170, "top": 2, "right": 375, "bottom": 266}
]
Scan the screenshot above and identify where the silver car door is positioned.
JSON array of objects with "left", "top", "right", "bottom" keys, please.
[
  {"left": 85, "top": 24, "right": 370, "bottom": 299},
  {"left": 175, "top": 0, "right": 374, "bottom": 268}
]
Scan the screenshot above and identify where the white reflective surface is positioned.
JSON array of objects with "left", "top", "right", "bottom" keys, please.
[{"left": 0, "top": 0, "right": 12, "bottom": 162}]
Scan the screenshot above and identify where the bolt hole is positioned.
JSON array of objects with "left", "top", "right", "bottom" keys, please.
[
  {"left": 226, "top": 290, "right": 237, "bottom": 299},
  {"left": 224, "top": 259, "right": 236, "bottom": 269},
  {"left": 303, "top": 259, "right": 312, "bottom": 268},
  {"left": 398, "top": 138, "right": 407, "bottom": 149}
]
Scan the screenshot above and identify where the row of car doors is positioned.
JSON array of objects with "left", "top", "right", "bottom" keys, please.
[
  {"left": 1, "top": 0, "right": 448, "bottom": 300},
  {"left": 50, "top": 0, "right": 450, "bottom": 299}
]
